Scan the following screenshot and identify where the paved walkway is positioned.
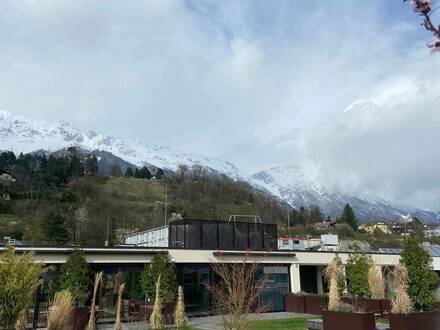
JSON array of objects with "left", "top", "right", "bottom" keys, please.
[
  {"left": 97, "top": 312, "right": 310, "bottom": 329},
  {"left": 188, "top": 312, "right": 312, "bottom": 330}
]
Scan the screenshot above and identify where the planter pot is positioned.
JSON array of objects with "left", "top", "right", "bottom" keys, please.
[
  {"left": 322, "top": 310, "right": 376, "bottom": 330},
  {"left": 380, "top": 299, "right": 391, "bottom": 314},
  {"left": 70, "top": 306, "right": 89, "bottom": 330},
  {"left": 285, "top": 293, "right": 306, "bottom": 313},
  {"left": 163, "top": 303, "right": 176, "bottom": 324},
  {"left": 389, "top": 311, "right": 440, "bottom": 330},
  {"left": 304, "top": 295, "right": 327, "bottom": 315},
  {"left": 341, "top": 297, "right": 382, "bottom": 314}
]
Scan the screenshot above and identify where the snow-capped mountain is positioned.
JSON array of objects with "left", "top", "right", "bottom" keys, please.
[
  {"left": 250, "top": 165, "right": 440, "bottom": 222},
  {"left": 0, "top": 111, "right": 241, "bottom": 179},
  {"left": 1, "top": 111, "right": 438, "bottom": 222}
]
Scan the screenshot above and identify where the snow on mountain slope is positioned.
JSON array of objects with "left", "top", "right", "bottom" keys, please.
[
  {"left": 250, "top": 165, "right": 440, "bottom": 222},
  {"left": 1, "top": 111, "right": 438, "bottom": 222},
  {"left": 0, "top": 111, "right": 241, "bottom": 179}
]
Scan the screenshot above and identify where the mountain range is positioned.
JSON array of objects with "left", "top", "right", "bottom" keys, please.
[{"left": 1, "top": 111, "right": 438, "bottom": 223}]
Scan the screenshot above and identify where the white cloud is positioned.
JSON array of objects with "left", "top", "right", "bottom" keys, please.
[{"left": 0, "top": 0, "right": 439, "bottom": 210}]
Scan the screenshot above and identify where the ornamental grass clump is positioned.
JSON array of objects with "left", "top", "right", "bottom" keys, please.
[
  {"left": 114, "top": 283, "right": 125, "bottom": 330},
  {"left": 150, "top": 275, "right": 165, "bottom": 330},
  {"left": 325, "top": 256, "right": 344, "bottom": 312},
  {"left": 0, "top": 245, "right": 45, "bottom": 329},
  {"left": 368, "top": 264, "right": 385, "bottom": 300},
  {"left": 86, "top": 271, "right": 103, "bottom": 330},
  {"left": 391, "top": 263, "right": 412, "bottom": 314},
  {"left": 174, "top": 286, "right": 187, "bottom": 328},
  {"left": 47, "top": 290, "right": 74, "bottom": 330}
]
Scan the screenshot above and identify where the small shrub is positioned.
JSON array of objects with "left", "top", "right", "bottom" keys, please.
[{"left": 48, "top": 290, "right": 74, "bottom": 330}]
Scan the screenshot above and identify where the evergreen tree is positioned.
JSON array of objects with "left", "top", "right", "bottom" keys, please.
[
  {"left": 401, "top": 236, "right": 439, "bottom": 311},
  {"left": 57, "top": 250, "right": 93, "bottom": 306},
  {"left": 110, "top": 163, "right": 123, "bottom": 177},
  {"left": 69, "top": 155, "right": 84, "bottom": 177},
  {"left": 309, "top": 205, "right": 323, "bottom": 224},
  {"left": 339, "top": 204, "right": 358, "bottom": 230},
  {"left": 345, "top": 250, "right": 372, "bottom": 298},
  {"left": 85, "top": 155, "right": 98, "bottom": 176},
  {"left": 0, "top": 151, "right": 16, "bottom": 173},
  {"left": 153, "top": 168, "right": 164, "bottom": 180},
  {"left": 139, "top": 166, "right": 152, "bottom": 179},
  {"left": 293, "top": 207, "right": 306, "bottom": 226},
  {"left": 134, "top": 168, "right": 141, "bottom": 178},
  {"left": 140, "top": 253, "right": 177, "bottom": 303},
  {"left": 43, "top": 211, "right": 69, "bottom": 244},
  {"left": 124, "top": 167, "right": 134, "bottom": 177}
]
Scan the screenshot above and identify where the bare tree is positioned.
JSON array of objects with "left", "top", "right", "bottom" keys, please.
[
  {"left": 405, "top": 0, "right": 440, "bottom": 50},
  {"left": 209, "top": 253, "right": 270, "bottom": 330}
]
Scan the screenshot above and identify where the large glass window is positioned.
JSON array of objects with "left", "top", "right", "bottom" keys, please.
[
  {"left": 249, "top": 223, "right": 263, "bottom": 250},
  {"left": 169, "top": 219, "right": 277, "bottom": 251},
  {"left": 201, "top": 221, "right": 218, "bottom": 249},
  {"left": 185, "top": 220, "right": 202, "bottom": 249},
  {"left": 177, "top": 264, "right": 211, "bottom": 314},
  {"left": 263, "top": 224, "right": 277, "bottom": 250},
  {"left": 234, "top": 222, "right": 249, "bottom": 250},
  {"left": 218, "top": 222, "right": 234, "bottom": 250},
  {"left": 170, "top": 223, "right": 184, "bottom": 248}
]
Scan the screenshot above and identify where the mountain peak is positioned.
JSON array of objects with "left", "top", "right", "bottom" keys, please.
[{"left": 0, "top": 112, "right": 242, "bottom": 179}]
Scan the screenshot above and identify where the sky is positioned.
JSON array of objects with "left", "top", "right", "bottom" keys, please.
[{"left": 0, "top": 0, "right": 440, "bottom": 211}]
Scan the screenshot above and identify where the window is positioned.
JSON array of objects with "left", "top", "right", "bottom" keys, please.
[{"left": 218, "top": 222, "right": 234, "bottom": 250}]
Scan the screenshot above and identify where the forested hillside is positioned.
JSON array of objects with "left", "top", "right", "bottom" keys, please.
[{"left": 0, "top": 150, "right": 291, "bottom": 246}]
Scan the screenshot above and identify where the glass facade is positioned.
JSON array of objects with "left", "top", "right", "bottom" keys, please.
[
  {"left": 176, "top": 263, "right": 290, "bottom": 315},
  {"left": 169, "top": 219, "right": 277, "bottom": 251}
]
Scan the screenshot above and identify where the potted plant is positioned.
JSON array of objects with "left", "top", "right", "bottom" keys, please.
[
  {"left": 342, "top": 251, "right": 392, "bottom": 315},
  {"left": 368, "top": 262, "right": 389, "bottom": 315},
  {"left": 140, "top": 253, "right": 177, "bottom": 323},
  {"left": 389, "top": 238, "right": 440, "bottom": 330},
  {"left": 56, "top": 250, "right": 93, "bottom": 330},
  {"left": 322, "top": 256, "right": 376, "bottom": 330}
]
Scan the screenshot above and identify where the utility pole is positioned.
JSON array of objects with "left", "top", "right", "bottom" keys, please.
[{"left": 105, "top": 215, "right": 110, "bottom": 247}]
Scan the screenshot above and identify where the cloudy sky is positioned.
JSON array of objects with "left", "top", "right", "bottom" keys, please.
[{"left": 0, "top": 0, "right": 440, "bottom": 211}]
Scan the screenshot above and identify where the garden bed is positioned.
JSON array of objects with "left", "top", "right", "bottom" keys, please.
[
  {"left": 322, "top": 310, "right": 376, "bottom": 330},
  {"left": 284, "top": 293, "right": 306, "bottom": 313},
  {"left": 389, "top": 310, "right": 440, "bottom": 330}
]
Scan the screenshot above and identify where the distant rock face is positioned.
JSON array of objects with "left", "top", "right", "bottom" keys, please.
[
  {"left": 1, "top": 111, "right": 439, "bottom": 222},
  {"left": 249, "top": 165, "right": 440, "bottom": 223}
]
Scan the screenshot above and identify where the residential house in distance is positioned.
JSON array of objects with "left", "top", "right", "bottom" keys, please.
[
  {"left": 425, "top": 224, "right": 440, "bottom": 239},
  {"left": 390, "top": 218, "right": 426, "bottom": 237},
  {"left": 277, "top": 234, "right": 339, "bottom": 251},
  {"left": 277, "top": 236, "right": 321, "bottom": 250},
  {"left": 361, "top": 222, "right": 391, "bottom": 235}
]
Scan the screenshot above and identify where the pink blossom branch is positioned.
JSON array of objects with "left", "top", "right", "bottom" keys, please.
[{"left": 405, "top": 0, "right": 440, "bottom": 49}]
